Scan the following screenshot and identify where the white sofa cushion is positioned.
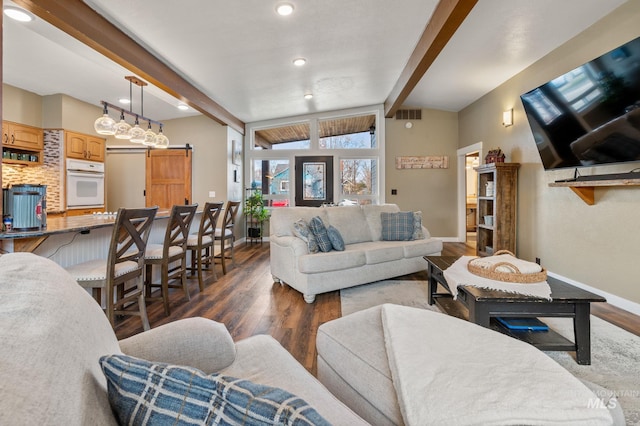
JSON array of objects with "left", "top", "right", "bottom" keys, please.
[
  {"left": 357, "top": 241, "right": 405, "bottom": 265},
  {"left": 298, "top": 247, "right": 366, "bottom": 274},
  {"left": 270, "top": 207, "right": 328, "bottom": 237},
  {"left": 325, "top": 205, "right": 372, "bottom": 244},
  {"left": 402, "top": 238, "right": 444, "bottom": 258}
]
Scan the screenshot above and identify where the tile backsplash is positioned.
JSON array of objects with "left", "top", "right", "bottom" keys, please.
[{"left": 2, "top": 129, "right": 64, "bottom": 213}]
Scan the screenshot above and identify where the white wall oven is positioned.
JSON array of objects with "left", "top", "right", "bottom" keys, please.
[{"left": 66, "top": 159, "right": 105, "bottom": 208}]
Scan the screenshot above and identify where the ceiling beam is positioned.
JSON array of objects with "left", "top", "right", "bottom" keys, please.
[
  {"left": 13, "top": 0, "right": 245, "bottom": 134},
  {"left": 384, "top": 0, "right": 477, "bottom": 118}
]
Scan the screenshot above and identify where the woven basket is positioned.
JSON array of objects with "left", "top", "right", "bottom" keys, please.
[{"left": 467, "top": 250, "right": 547, "bottom": 284}]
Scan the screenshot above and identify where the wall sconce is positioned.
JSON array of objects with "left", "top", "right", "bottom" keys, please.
[{"left": 502, "top": 109, "right": 513, "bottom": 127}]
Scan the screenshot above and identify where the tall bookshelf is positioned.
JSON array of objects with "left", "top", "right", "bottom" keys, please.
[{"left": 475, "top": 162, "right": 520, "bottom": 257}]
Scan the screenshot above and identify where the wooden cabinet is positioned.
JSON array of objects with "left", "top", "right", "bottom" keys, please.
[
  {"left": 475, "top": 163, "right": 519, "bottom": 257},
  {"left": 65, "top": 131, "right": 105, "bottom": 162},
  {"left": 2, "top": 121, "right": 44, "bottom": 165}
]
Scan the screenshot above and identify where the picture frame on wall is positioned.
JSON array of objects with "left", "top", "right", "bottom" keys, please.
[
  {"left": 294, "top": 156, "right": 333, "bottom": 207},
  {"left": 232, "top": 140, "right": 242, "bottom": 166}
]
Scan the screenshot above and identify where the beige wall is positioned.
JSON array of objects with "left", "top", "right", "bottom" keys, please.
[
  {"left": 458, "top": 1, "right": 640, "bottom": 306},
  {"left": 2, "top": 83, "right": 42, "bottom": 126},
  {"left": 385, "top": 109, "right": 459, "bottom": 237}
]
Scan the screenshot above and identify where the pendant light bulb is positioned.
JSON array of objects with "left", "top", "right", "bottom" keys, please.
[
  {"left": 129, "top": 116, "right": 145, "bottom": 143},
  {"left": 94, "top": 104, "right": 116, "bottom": 135},
  {"left": 142, "top": 121, "right": 157, "bottom": 146},
  {"left": 154, "top": 125, "right": 169, "bottom": 149},
  {"left": 114, "top": 110, "right": 132, "bottom": 139}
]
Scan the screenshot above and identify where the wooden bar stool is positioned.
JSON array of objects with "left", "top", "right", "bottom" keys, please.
[
  {"left": 187, "top": 202, "right": 223, "bottom": 291},
  {"left": 215, "top": 200, "right": 240, "bottom": 275},
  {"left": 144, "top": 204, "right": 198, "bottom": 316},
  {"left": 65, "top": 206, "right": 158, "bottom": 331}
]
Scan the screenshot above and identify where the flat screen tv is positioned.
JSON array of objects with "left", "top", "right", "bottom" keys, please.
[{"left": 520, "top": 36, "right": 640, "bottom": 172}]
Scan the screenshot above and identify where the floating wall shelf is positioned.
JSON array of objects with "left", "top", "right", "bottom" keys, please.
[{"left": 549, "top": 178, "right": 640, "bottom": 205}]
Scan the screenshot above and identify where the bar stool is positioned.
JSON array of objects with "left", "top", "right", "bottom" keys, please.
[
  {"left": 65, "top": 206, "right": 158, "bottom": 331},
  {"left": 144, "top": 204, "right": 198, "bottom": 316},
  {"left": 187, "top": 202, "right": 223, "bottom": 291},
  {"left": 215, "top": 200, "right": 240, "bottom": 275}
]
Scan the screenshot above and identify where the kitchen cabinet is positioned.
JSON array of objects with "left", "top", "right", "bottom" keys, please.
[
  {"left": 475, "top": 162, "right": 519, "bottom": 257},
  {"left": 2, "top": 121, "right": 44, "bottom": 165},
  {"left": 65, "top": 131, "right": 105, "bottom": 162}
]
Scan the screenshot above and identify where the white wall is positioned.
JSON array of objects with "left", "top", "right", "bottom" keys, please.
[{"left": 458, "top": 1, "right": 640, "bottom": 308}]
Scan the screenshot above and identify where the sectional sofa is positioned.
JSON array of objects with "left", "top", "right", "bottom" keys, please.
[{"left": 270, "top": 204, "right": 443, "bottom": 303}]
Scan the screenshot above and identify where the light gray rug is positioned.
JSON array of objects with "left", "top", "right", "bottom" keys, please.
[
  {"left": 340, "top": 280, "right": 441, "bottom": 316},
  {"left": 340, "top": 280, "right": 640, "bottom": 425}
]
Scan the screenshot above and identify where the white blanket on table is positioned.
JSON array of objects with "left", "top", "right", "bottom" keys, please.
[
  {"left": 443, "top": 255, "right": 552, "bottom": 300},
  {"left": 380, "top": 304, "right": 612, "bottom": 426}
]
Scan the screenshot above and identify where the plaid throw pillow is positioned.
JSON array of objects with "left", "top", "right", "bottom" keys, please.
[
  {"left": 309, "top": 216, "right": 333, "bottom": 252},
  {"left": 381, "top": 211, "right": 415, "bottom": 241},
  {"left": 100, "top": 354, "right": 330, "bottom": 426}
]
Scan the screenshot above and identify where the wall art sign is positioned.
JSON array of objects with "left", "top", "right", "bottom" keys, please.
[{"left": 395, "top": 156, "right": 449, "bottom": 169}]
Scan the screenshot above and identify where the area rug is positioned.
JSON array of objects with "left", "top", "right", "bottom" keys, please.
[
  {"left": 340, "top": 280, "right": 640, "bottom": 425},
  {"left": 340, "top": 280, "right": 441, "bottom": 316}
]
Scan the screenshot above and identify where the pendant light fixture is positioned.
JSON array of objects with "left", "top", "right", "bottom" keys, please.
[
  {"left": 94, "top": 103, "right": 116, "bottom": 135},
  {"left": 114, "top": 109, "right": 132, "bottom": 139},
  {"left": 93, "top": 75, "right": 169, "bottom": 148}
]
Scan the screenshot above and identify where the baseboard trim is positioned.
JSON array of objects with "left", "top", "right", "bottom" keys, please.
[
  {"left": 437, "top": 237, "right": 460, "bottom": 242},
  {"left": 548, "top": 271, "right": 640, "bottom": 316}
]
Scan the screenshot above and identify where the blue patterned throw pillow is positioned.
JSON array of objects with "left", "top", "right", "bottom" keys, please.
[
  {"left": 100, "top": 354, "right": 330, "bottom": 426},
  {"left": 326, "top": 225, "right": 345, "bottom": 251},
  {"left": 381, "top": 211, "right": 415, "bottom": 241},
  {"left": 292, "top": 219, "right": 319, "bottom": 253},
  {"left": 309, "top": 216, "right": 333, "bottom": 252}
]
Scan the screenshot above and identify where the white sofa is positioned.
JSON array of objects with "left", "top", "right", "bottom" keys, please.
[
  {"left": 0, "top": 252, "right": 367, "bottom": 425},
  {"left": 270, "top": 204, "right": 443, "bottom": 303}
]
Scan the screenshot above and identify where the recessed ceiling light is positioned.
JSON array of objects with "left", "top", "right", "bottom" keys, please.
[
  {"left": 118, "top": 98, "right": 131, "bottom": 104},
  {"left": 4, "top": 6, "right": 34, "bottom": 22},
  {"left": 293, "top": 58, "right": 306, "bottom": 67},
  {"left": 276, "top": 3, "right": 294, "bottom": 16},
  {"left": 177, "top": 104, "right": 189, "bottom": 111},
  {"left": 304, "top": 93, "right": 313, "bottom": 100}
]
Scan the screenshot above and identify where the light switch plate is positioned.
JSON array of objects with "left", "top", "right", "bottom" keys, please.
[{"left": 208, "top": 191, "right": 216, "bottom": 198}]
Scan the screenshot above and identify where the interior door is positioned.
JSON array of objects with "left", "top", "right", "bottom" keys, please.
[{"left": 145, "top": 149, "right": 192, "bottom": 209}]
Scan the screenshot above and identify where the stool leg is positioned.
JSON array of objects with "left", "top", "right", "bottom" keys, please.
[
  {"left": 221, "top": 239, "right": 227, "bottom": 275},
  {"left": 161, "top": 263, "right": 170, "bottom": 316},
  {"left": 181, "top": 256, "right": 190, "bottom": 301},
  {"left": 197, "top": 248, "right": 205, "bottom": 292}
]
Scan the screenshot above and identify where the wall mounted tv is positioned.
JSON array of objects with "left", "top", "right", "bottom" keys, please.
[{"left": 521, "top": 36, "right": 640, "bottom": 172}]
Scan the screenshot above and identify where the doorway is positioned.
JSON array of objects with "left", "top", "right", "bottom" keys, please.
[{"left": 456, "top": 142, "right": 482, "bottom": 246}]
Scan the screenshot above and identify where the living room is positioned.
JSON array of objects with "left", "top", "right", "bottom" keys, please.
[{"left": 2, "top": 1, "right": 640, "bottom": 425}]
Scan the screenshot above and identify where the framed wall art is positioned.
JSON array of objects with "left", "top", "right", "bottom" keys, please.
[
  {"left": 232, "top": 139, "right": 242, "bottom": 166},
  {"left": 295, "top": 156, "right": 334, "bottom": 207}
]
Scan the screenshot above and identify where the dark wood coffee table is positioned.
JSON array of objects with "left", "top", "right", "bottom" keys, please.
[{"left": 425, "top": 256, "right": 606, "bottom": 365}]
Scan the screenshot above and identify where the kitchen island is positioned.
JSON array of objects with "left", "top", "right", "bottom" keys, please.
[{"left": 0, "top": 211, "right": 171, "bottom": 268}]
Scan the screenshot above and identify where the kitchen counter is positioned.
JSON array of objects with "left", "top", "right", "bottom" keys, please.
[{"left": 0, "top": 210, "right": 171, "bottom": 258}]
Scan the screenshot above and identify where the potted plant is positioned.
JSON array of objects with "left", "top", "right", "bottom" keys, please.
[{"left": 244, "top": 189, "right": 270, "bottom": 238}]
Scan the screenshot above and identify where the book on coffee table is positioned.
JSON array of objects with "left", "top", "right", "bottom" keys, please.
[{"left": 496, "top": 317, "right": 549, "bottom": 331}]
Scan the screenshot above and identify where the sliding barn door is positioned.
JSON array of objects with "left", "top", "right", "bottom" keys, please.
[{"left": 145, "top": 149, "right": 192, "bottom": 209}]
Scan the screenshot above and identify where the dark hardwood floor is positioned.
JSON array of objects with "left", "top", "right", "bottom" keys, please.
[{"left": 114, "top": 241, "right": 640, "bottom": 375}]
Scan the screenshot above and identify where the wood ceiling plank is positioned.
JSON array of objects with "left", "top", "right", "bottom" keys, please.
[
  {"left": 384, "top": 0, "right": 478, "bottom": 118},
  {"left": 13, "top": 0, "right": 245, "bottom": 134}
]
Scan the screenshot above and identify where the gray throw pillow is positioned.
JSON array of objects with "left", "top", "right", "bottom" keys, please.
[
  {"left": 412, "top": 211, "right": 425, "bottom": 240},
  {"left": 293, "top": 219, "right": 319, "bottom": 253},
  {"left": 381, "top": 211, "right": 414, "bottom": 241},
  {"left": 309, "top": 216, "right": 333, "bottom": 252},
  {"left": 327, "top": 225, "right": 345, "bottom": 251}
]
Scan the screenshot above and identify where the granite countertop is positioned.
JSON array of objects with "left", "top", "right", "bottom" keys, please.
[{"left": 0, "top": 210, "right": 170, "bottom": 240}]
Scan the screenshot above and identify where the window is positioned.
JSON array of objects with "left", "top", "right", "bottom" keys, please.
[
  {"left": 341, "top": 159, "right": 377, "bottom": 196},
  {"left": 319, "top": 115, "right": 376, "bottom": 149},
  {"left": 246, "top": 105, "right": 384, "bottom": 206},
  {"left": 254, "top": 123, "right": 310, "bottom": 150}
]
